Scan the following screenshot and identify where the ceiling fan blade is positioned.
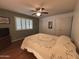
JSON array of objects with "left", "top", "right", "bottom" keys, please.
[
  {"left": 32, "top": 13, "right": 36, "bottom": 15},
  {"left": 31, "top": 8, "right": 40, "bottom": 12},
  {"left": 42, "top": 12, "right": 48, "bottom": 14},
  {"left": 30, "top": 10, "right": 36, "bottom": 12}
]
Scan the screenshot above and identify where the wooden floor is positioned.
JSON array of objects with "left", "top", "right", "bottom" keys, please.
[{"left": 0, "top": 40, "right": 37, "bottom": 59}]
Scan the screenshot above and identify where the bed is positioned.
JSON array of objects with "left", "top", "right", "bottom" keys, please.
[{"left": 21, "top": 33, "right": 79, "bottom": 59}]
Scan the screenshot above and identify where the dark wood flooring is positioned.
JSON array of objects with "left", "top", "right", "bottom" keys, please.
[{"left": 0, "top": 40, "right": 37, "bottom": 59}]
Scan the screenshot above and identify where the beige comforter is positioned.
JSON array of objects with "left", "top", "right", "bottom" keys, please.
[{"left": 21, "top": 33, "right": 79, "bottom": 59}]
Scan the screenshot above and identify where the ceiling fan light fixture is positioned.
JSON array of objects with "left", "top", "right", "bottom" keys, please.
[
  {"left": 31, "top": 7, "right": 48, "bottom": 17},
  {"left": 36, "top": 12, "right": 41, "bottom": 16}
]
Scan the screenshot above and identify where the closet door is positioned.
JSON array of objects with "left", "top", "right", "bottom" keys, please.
[{"left": 55, "top": 15, "right": 72, "bottom": 36}]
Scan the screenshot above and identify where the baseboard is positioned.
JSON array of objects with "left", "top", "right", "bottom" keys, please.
[{"left": 11, "top": 37, "right": 24, "bottom": 43}]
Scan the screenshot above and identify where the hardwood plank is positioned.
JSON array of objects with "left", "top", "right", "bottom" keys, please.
[{"left": 0, "top": 40, "right": 37, "bottom": 59}]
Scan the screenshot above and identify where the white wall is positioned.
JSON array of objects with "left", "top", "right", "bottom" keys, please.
[
  {"left": 39, "top": 13, "right": 72, "bottom": 36},
  {"left": 71, "top": 0, "right": 79, "bottom": 49}
]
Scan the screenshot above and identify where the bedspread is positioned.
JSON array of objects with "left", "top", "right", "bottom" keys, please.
[{"left": 21, "top": 33, "right": 79, "bottom": 59}]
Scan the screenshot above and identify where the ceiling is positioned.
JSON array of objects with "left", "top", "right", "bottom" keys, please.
[{"left": 0, "top": 0, "right": 77, "bottom": 18}]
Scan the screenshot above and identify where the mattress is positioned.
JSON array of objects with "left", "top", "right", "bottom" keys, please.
[{"left": 21, "top": 33, "right": 79, "bottom": 59}]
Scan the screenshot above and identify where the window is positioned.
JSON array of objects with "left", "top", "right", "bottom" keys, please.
[
  {"left": 29, "top": 20, "right": 33, "bottom": 29},
  {"left": 21, "top": 18, "right": 26, "bottom": 30},
  {"left": 15, "top": 17, "right": 33, "bottom": 30},
  {"left": 26, "top": 19, "right": 30, "bottom": 29},
  {"left": 15, "top": 17, "right": 21, "bottom": 30}
]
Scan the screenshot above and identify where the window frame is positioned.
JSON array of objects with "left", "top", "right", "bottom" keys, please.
[{"left": 15, "top": 16, "right": 33, "bottom": 31}]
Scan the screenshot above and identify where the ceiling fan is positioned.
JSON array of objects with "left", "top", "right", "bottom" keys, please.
[{"left": 31, "top": 8, "right": 48, "bottom": 16}]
